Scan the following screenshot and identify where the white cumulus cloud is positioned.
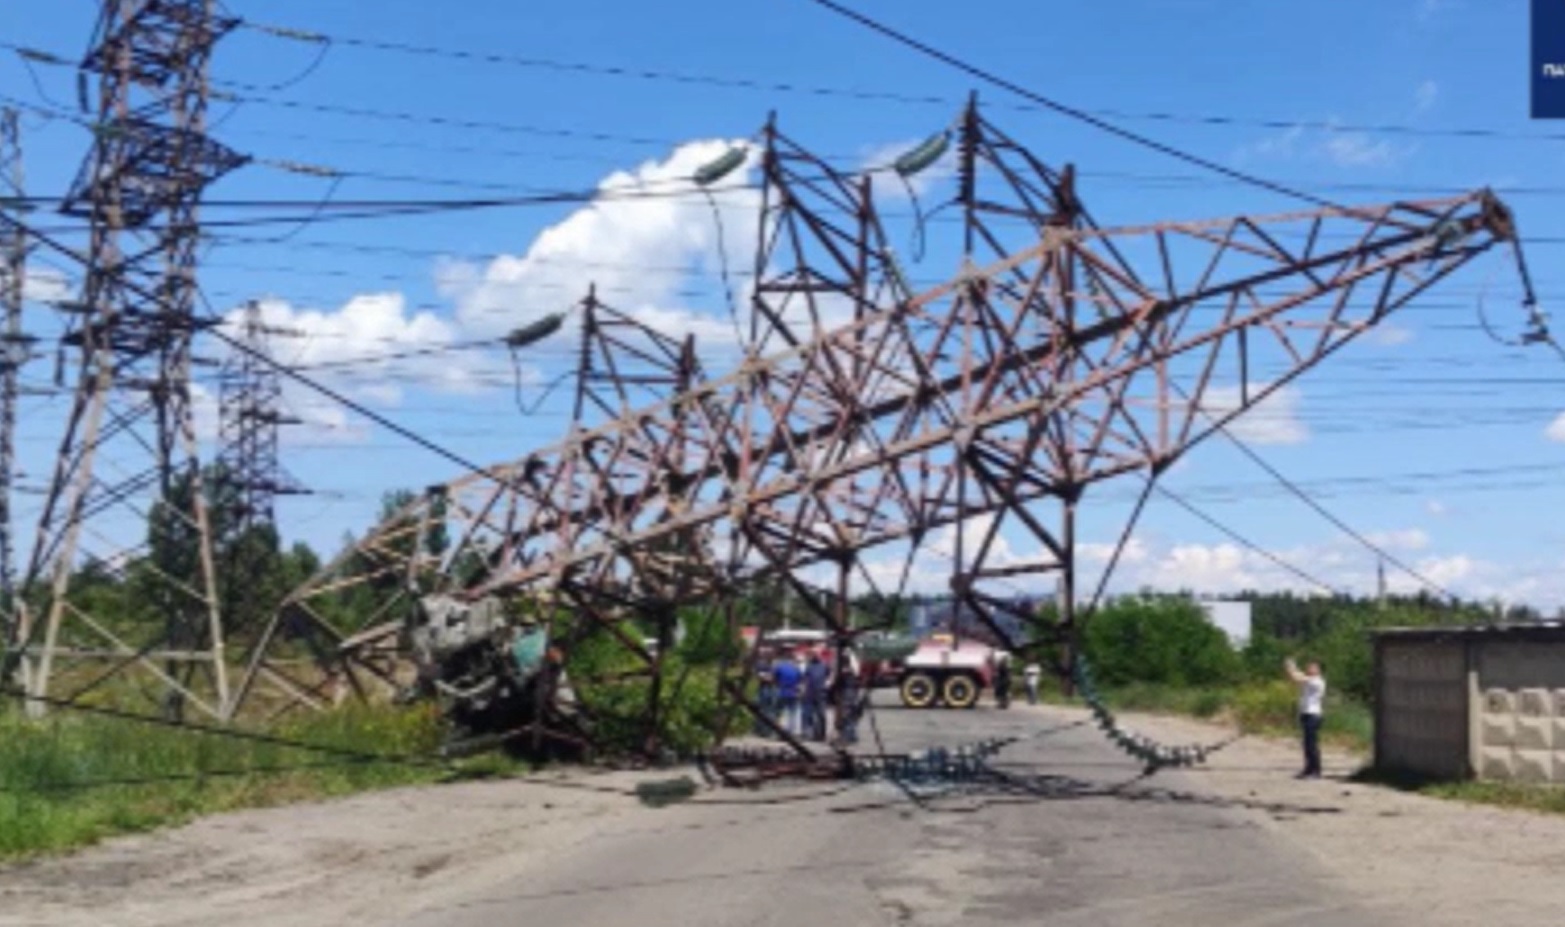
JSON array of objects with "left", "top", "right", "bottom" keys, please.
[
  {"left": 1371, "top": 324, "right": 1414, "bottom": 347},
  {"left": 20, "top": 266, "right": 73, "bottom": 303},
  {"left": 1364, "top": 528, "right": 1430, "bottom": 551},
  {"left": 1547, "top": 411, "right": 1565, "bottom": 443},
  {"left": 437, "top": 139, "right": 760, "bottom": 346},
  {"left": 220, "top": 293, "right": 467, "bottom": 406},
  {"left": 1237, "top": 119, "right": 1414, "bottom": 170},
  {"left": 1197, "top": 383, "right": 1309, "bottom": 445}
]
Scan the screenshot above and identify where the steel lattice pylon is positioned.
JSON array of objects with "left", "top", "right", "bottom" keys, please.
[
  {"left": 0, "top": 107, "right": 27, "bottom": 639},
  {"left": 215, "top": 300, "right": 307, "bottom": 536},
  {"left": 7, "top": 1, "right": 250, "bottom": 720},
  {"left": 232, "top": 103, "right": 1524, "bottom": 758}
]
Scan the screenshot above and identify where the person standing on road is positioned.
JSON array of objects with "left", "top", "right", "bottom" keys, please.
[
  {"left": 803, "top": 651, "right": 830, "bottom": 741},
  {"left": 773, "top": 648, "right": 804, "bottom": 737},
  {"left": 834, "top": 645, "right": 862, "bottom": 746},
  {"left": 1023, "top": 661, "right": 1042, "bottom": 705},
  {"left": 993, "top": 653, "right": 1012, "bottom": 709},
  {"left": 755, "top": 652, "right": 778, "bottom": 737},
  {"left": 1284, "top": 657, "right": 1326, "bottom": 779}
]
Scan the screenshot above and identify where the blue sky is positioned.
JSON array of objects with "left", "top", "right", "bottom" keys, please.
[{"left": 3, "top": 0, "right": 1564, "bottom": 609}]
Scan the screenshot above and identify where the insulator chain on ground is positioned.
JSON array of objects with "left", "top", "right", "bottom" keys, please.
[
  {"left": 848, "top": 737, "right": 1016, "bottom": 784},
  {"left": 1072, "top": 657, "right": 1235, "bottom": 772},
  {"left": 696, "top": 736, "right": 1019, "bottom": 785}
]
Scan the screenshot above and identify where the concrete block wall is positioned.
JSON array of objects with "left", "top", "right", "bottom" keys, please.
[
  {"left": 1375, "top": 639, "right": 1469, "bottom": 779},
  {"left": 1375, "top": 629, "right": 1565, "bottom": 783},
  {"left": 1477, "top": 684, "right": 1565, "bottom": 783}
]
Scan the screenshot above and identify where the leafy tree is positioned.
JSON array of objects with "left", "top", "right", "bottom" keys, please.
[{"left": 1081, "top": 594, "right": 1241, "bottom": 688}]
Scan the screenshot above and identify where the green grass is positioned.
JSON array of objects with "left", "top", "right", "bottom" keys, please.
[
  {"left": 0, "top": 702, "right": 524, "bottom": 860},
  {"left": 1422, "top": 781, "right": 1565, "bottom": 813},
  {"left": 1350, "top": 767, "right": 1565, "bottom": 815}
]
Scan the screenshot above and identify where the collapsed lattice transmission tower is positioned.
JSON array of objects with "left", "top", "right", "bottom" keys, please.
[
  {"left": 230, "top": 99, "right": 1529, "bottom": 764},
  {"left": 10, "top": 0, "right": 249, "bottom": 720}
]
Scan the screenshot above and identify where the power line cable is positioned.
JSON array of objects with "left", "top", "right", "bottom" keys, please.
[
  {"left": 1151, "top": 483, "right": 1343, "bottom": 595},
  {"left": 227, "top": 25, "right": 1565, "bottom": 145},
  {"left": 1179, "top": 383, "right": 1459, "bottom": 598},
  {"left": 800, "top": 0, "right": 1341, "bottom": 208}
]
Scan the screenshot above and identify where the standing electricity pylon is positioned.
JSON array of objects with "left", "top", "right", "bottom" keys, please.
[
  {"left": 214, "top": 300, "right": 307, "bottom": 645},
  {"left": 14, "top": 1, "right": 249, "bottom": 720},
  {"left": 0, "top": 107, "right": 27, "bottom": 640},
  {"left": 216, "top": 300, "right": 307, "bottom": 536}
]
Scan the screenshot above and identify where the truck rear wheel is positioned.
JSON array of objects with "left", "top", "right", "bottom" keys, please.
[
  {"left": 942, "top": 673, "right": 980, "bottom": 709},
  {"left": 900, "top": 671, "right": 938, "bottom": 709}
]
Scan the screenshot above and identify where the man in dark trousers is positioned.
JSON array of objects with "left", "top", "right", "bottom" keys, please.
[
  {"left": 803, "top": 651, "right": 830, "bottom": 741},
  {"left": 1285, "top": 657, "right": 1326, "bottom": 779},
  {"left": 755, "top": 652, "right": 777, "bottom": 737},
  {"left": 993, "top": 654, "right": 1012, "bottom": 709},
  {"left": 833, "top": 643, "right": 862, "bottom": 747}
]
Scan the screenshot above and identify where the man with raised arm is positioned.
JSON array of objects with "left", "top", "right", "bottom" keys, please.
[{"left": 1284, "top": 657, "right": 1326, "bottom": 779}]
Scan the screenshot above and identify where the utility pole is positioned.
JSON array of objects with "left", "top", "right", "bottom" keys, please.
[
  {"left": 1377, "top": 557, "right": 1387, "bottom": 607},
  {"left": 0, "top": 108, "right": 27, "bottom": 645},
  {"left": 18, "top": 1, "right": 248, "bottom": 720}
]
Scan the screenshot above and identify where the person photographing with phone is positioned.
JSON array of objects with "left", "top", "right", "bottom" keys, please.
[{"left": 1284, "top": 657, "right": 1326, "bottom": 779}]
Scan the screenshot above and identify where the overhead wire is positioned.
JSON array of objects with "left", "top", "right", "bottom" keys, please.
[
  {"left": 800, "top": 0, "right": 1340, "bottom": 209},
  {"left": 225, "top": 25, "right": 1565, "bottom": 145}
]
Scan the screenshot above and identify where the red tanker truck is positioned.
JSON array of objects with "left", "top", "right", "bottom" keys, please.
[{"left": 859, "top": 631, "right": 1004, "bottom": 709}]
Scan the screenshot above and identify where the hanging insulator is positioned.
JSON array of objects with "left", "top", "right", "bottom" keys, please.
[
  {"left": 1430, "top": 218, "right": 1465, "bottom": 251},
  {"left": 694, "top": 147, "right": 747, "bottom": 187},
  {"left": 894, "top": 132, "right": 951, "bottom": 178},
  {"left": 505, "top": 312, "right": 566, "bottom": 348}
]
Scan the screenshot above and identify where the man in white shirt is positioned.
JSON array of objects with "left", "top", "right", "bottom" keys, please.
[{"left": 1284, "top": 657, "right": 1326, "bottom": 779}]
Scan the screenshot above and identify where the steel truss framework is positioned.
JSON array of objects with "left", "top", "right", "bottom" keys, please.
[
  {"left": 1, "top": 108, "right": 27, "bottom": 634},
  {"left": 6, "top": 1, "right": 250, "bottom": 720},
  {"left": 234, "top": 100, "right": 1521, "bottom": 758},
  {"left": 215, "top": 301, "right": 307, "bottom": 537}
]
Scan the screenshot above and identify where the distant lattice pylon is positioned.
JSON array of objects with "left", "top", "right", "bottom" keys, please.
[{"left": 216, "top": 299, "right": 308, "bottom": 535}]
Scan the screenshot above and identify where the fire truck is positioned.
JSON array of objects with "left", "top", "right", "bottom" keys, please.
[{"left": 860, "top": 631, "right": 1003, "bottom": 709}]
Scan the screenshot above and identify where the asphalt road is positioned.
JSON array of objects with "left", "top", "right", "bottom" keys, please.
[{"left": 400, "top": 700, "right": 1399, "bottom": 927}]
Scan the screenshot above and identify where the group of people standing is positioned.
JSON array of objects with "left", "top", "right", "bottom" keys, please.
[{"left": 755, "top": 646, "right": 863, "bottom": 745}]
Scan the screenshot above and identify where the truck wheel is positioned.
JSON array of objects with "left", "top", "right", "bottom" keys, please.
[
  {"left": 900, "top": 672, "right": 938, "bottom": 709},
  {"left": 942, "top": 673, "right": 980, "bottom": 709}
]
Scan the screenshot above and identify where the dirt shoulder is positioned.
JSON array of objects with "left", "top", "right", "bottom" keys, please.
[
  {"left": 1042, "top": 702, "right": 1565, "bottom": 927},
  {"left": 0, "top": 769, "right": 652, "bottom": 927}
]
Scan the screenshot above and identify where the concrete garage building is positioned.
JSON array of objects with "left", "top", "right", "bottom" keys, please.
[{"left": 1374, "top": 624, "right": 1565, "bottom": 783}]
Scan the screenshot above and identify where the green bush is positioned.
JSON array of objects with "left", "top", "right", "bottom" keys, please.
[
  {"left": 1231, "top": 680, "right": 1299, "bottom": 733},
  {"left": 566, "top": 622, "right": 748, "bottom": 757},
  {"left": 1082, "top": 595, "right": 1242, "bottom": 689},
  {"left": 1190, "top": 689, "right": 1228, "bottom": 719}
]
